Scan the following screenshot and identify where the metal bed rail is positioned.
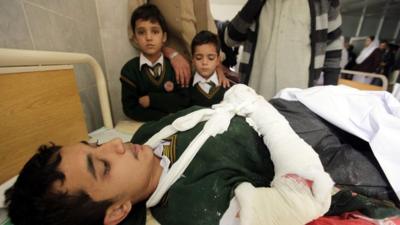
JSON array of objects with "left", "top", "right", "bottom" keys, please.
[{"left": 0, "top": 48, "right": 113, "bottom": 128}]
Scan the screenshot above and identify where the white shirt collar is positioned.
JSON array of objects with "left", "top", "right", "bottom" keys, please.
[
  {"left": 153, "top": 140, "right": 171, "bottom": 178},
  {"left": 192, "top": 71, "right": 219, "bottom": 87},
  {"left": 139, "top": 53, "right": 164, "bottom": 71}
]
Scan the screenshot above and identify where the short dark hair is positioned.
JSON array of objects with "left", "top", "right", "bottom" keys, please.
[
  {"left": 369, "top": 36, "right": 375, "bottom": 41},
  {"left": 130, "top": 4, "right": 167, "bottom": 33},
  {"left": 191, "top": 30, "right": 221, "bottom": 56},
  {"left": 5, "top": 144, "right": 113, "bottom": 225}
]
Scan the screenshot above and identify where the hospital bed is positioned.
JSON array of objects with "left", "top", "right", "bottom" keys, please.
[
  {"left": 338, "top": 69, "right": 388, "bottom": 91},
  {"left": 1, "top": 48, "right": 400, "bottom": 225},
  {"left": 338, "top": 69, "right": 400, "bottom": 103},
  {"left": 0, "top": 48, "right": 138, "bottom": 225}
]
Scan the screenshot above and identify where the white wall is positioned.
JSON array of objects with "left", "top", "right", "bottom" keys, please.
[{"left": 210, "top": 2, "right": 243, "bottom": 21}]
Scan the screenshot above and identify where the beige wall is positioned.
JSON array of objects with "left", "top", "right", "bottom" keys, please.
[
  {"left": 96, "top": 0, "right": 138, "bottom": 124},
  {"left": 210, "top": 1, "right": 242, "bottom": 21}
]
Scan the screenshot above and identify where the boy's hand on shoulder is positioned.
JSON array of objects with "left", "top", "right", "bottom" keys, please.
[
  {"left": 171, "top": 54, "right": 191, "bottom": 88},
  {"left": 139, "top": 95, "right": 150, "bottom": 108}
]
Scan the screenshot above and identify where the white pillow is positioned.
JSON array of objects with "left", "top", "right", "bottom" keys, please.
[
  {"left": 0, "top": 208, "right": 11, "bottom": 225},
  {"left": 0, "top": 176, "right": 16, "bottom": 225},
  {"left": 0, "top": 176, "right": 17, "bottom": 209}
]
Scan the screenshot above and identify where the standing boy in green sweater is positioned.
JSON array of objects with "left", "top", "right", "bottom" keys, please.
[
  {"left": 190, "top": 31, "right": 231, "bottom": 107},
  {"left": 120, "top": 4, "right": 189, "bottom": 122}
]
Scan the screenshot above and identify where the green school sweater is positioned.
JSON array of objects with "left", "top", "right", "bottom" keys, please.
[
  {"left": 189, "top": 83, "right": 229, "bottom": 107},
  {"left": 129, "top": 106, "right": 274, "bottom": 225},
  {"left": 120, "top": 57, "right": 189, "bottom": 121}
]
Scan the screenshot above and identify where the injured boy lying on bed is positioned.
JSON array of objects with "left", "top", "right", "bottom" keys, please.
[{"left": 5, "top": 85, "right": 400, "bottom": 225}]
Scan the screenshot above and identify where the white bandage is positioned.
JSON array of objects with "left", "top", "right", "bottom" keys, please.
[
  {"left": 223, "top": 85, "right": 334, "bottom": 215},
  {"left": 236, "top": 177, "right": 325, "bottom": 225},
  {"left": 146, "top": 106, "right": 236, "bottom": 207}
]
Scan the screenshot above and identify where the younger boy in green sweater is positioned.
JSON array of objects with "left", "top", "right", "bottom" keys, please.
[
  {"left": 190, "top": 31, "right": 232, "bottom": 107},
  {"left": 120, "top": 4, "right": 189, "bottom": 121}
]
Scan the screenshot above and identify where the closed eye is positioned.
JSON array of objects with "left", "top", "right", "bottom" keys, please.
[{"left": 101, "top": 159, "right": 110, "bottom": 176}]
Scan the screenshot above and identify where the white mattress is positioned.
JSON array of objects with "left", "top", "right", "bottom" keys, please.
[
  {"left": 0, "top": 176, "right": 16, "bottom": 225},
  {"left": 0, "top": 209, "right": 10, "bottom": 225},
  {"left": 0, "top": 177, "right": 17, "bottom": 209}
]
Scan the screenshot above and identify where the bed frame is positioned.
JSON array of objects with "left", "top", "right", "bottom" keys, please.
[
  {"left": 339, "top": 69, "right": 388, "bottom": 91},
  {"left": 0, "top": 48, "right": 113, "bottom": 184}
]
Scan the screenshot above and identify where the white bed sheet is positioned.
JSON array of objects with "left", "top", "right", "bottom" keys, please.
[
  {"left": 0, "top": 177, "right": 17, "bottom": 209},
  {"left": 0, "top": 176, "right": 17, "bottom": 225},
  {"left": 275, "top": 85, "right": 400, "bottom": 201}
]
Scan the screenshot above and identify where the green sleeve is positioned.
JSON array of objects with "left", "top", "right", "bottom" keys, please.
[
  {"left": 120, "top": 59, "right": 168, "bottom": 121},
  {"left": 121, "top": 80, "right": 167, "bottom": 121},
  {"left": 148, "top": 86, "right": 190, "bottom": 113}
]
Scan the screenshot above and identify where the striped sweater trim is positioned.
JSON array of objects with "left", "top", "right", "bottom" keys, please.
[{"left": 312, "top": 0, "right": 342, "bottom": 71}]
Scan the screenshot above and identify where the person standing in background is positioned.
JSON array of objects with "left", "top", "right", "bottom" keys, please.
[
  {"left": 394, "top": 46, "right": 400, "bottom": 71},
  {"left": 344, "top": 43, "right": 357, "bottom": 70},
  {"left": 340, "top": 37, "right": 349, "bottom": 69},
  {"left": 353, "top": 36, "right": 381, "bottom": 73},
  {"left": 377, "top": 40, "right": 395, "bottom": 78},
  {"left": 352, "top": 36, "right": 382, "bottom": 84},
  {"left": 223, "top": 0, "right": 342, "bottom": 100}
]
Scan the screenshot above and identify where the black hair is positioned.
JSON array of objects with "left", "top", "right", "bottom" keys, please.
[
  {"left": 348, "top": 44, "right": 354, "bottom": 51},
  {"left": 191, "top": 30, "right": 221, "bottom": 56},
  {"left": 369, "top": 36, "right": 375, "bottom": 41},
  {"left": 130, "top": 4, "right": 168, "bottom": 33},
  {"left": 5, "top": 144, "right": 113, "bottom": 225}
]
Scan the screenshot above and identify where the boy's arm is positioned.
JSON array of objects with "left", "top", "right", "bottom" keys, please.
[
  {"left": 224, "top": 0, "right": 265, "bottom": 47},
  {"left": 120, "top": 74, "right": 167, "bottom": 122},
  {"left": 163, "top": 46, "right": 191, "bottom": 87},
  {"left": 148, "top": 84, "right": 190, "bottom": 113}
]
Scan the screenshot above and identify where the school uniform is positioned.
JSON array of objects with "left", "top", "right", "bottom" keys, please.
[
  {"left": 122, "top": 99, "right": 400, "bottom": 225},
  {"left": 189, "top": 72, "right": 229, "bottom": 107},
  {"left": 120, "top": 53, "right": 189, "bottom": 121},
  {"left": 127, "top": 105, "right": 273, "bottom": 225}
]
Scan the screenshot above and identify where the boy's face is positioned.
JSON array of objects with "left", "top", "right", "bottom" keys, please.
[
  {"left": 365, "top": 37, "right": 372, "bottom": 47},
  {"left": 192, "top": 43, "right": 220, "bottom": 78},
  {"left": 55, "top": 138, "right": 159, "bottom": 204},
  {"left": 134, "top": 19, "right": 166, "bottom": 61},
  {"left": 379, "top": 42, "right": 387, "bottom": 50}
]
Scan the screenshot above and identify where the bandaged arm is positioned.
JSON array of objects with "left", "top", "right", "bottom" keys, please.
[{"left": 222, "top": 85, "right": 334, "bottom": 225}]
